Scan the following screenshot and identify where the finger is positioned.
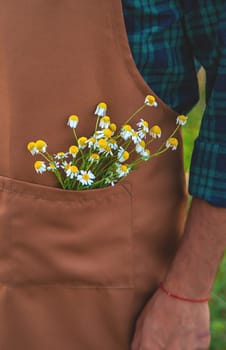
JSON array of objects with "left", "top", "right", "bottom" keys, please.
[
  {"left": 131, "top": 324, "right": 143, "bottom": 350},
  {"left": 196, "top": 334, "right": 211, "bottom": 350},
  {"left": 131, "top": 333, "right": 141, "bottom": 350},
  {"left": 131, "top": 310, "right": 146, "bottom": 350}
]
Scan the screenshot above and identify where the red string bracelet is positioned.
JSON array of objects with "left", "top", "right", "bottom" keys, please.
[{"left": 159, "top": 282, "right": 211, "bottom": 303}]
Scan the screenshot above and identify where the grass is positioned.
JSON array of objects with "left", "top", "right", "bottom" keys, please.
[{"left": 183, "top": 68, "right": 226, "bottom": 349}]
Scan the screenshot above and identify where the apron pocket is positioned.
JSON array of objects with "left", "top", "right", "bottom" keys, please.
[{"left": 0, "top": 175, "right": 133, "bottom": 288}]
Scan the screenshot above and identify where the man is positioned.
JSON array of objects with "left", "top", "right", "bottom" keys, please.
[{"left": 122, "top": 1, "right": 226, "bottom": 349}]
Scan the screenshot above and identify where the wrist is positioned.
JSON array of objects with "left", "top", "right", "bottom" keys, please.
[
  {"left": 159, "top": 281, "right": 211, "bottom": 303},
  {"left": 162, "top": 198, "right": 226, "bottom": 298}
]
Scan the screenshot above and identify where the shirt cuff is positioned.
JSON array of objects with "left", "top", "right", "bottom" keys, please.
[{"left": 189, "top": 138, "right": 226, "bottom": 207}]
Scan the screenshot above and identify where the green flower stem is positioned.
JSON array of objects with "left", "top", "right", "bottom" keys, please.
[
  {"left": 39, "top": 152, "right": 65, "bottom": 189},
  {"left": 39, "top": 152, "right": 52, "bottom": 163},
  {"left": 71, "top": 177, "right": 78, "bottom": 190},
  {"left": 95, "top": 116, "right": 100, "bottom": 133},
  {"left": 73, "top": 128, "right": 78, "bottom": 143},
  {"left": 124, "top": 104, "right": 146, "bottom": 125},
  {"left": 146, "top": 138, "right": 155, "bottom": 146},
  {"left": 156, "top": 125, "right": 180, "bottom": 153},
  {"left": 150, "top": 147, "right": 169, "bottom": 157},
  {"left": 90, "top": 177, "right": 109, "bottom": 188},
  {"left": 45, "top": 151, "right": 54, "bottom": 161},
  {"left": 54, "top": 170, "right": 65, "bottom": 189}
]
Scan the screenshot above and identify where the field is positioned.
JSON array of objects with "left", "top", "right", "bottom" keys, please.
[{"left": 183, "top": 69, "right": 226, "bottom": 349}]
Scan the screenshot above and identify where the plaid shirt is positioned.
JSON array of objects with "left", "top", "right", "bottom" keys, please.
[{"left": 122, "top": 0, "right": 226, "bottom": 207}]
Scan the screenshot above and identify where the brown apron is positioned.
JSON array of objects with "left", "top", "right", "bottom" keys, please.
[{"left": 0, "top": 1, "right": 187, "bottom": 349}]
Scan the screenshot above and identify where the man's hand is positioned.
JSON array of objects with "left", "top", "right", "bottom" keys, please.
[
  {"left": 132, "top": 197, "right": 226, "bottom": 350},
  {"left": 131, "top": 288, "right": 210, "bottom": 350}
]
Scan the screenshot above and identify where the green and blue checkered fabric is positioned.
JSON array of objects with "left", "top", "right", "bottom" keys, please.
[{"left": 122, "top": 0, "right": 226, "bottom": 207}]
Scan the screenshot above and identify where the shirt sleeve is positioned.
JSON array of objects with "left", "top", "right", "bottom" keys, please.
[{"left": 183, "top": 1, "right": 226, "bottom": 207}]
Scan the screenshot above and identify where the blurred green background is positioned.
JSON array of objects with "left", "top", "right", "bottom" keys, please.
[{"left": 183, "top": 68, "right": 226, "bottom": 349}]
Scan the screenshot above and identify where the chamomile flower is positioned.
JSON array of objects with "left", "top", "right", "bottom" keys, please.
[
  {"left": 95, "top": 128, "right": 113, "bottom": 139},
  {"left": 94, "top": 102, "right": 107, "bottom": 117},
  {"left": 66, "top": 165, "right": 79, "bottom": 179},
  {"left": 137, "top": 119, "right": 149, "bottom": 139},
  {"left": 35, "top": 140, "right": 47, "bottom": 153},
  {"left": 78, "top": 137, "right": 88, "bottom": 149},
  {"left": 137, "top": 119, "right": 149, "bottom": 132},
  {"left": 141, "top": 149, "right": 151, "bottom": 161},
  {"left": 99, "top": 116, "right": 111, "bottom": 129},
  {"left": 131, "top": 131, "right": 141, "bottom": 144},
  {"left": 102, "top": 144, "right": 113, "bottom": 156},
  {"left": 110, "top": 123, "right": 117, "bottom": 133},
  {"left": 120, "top": 124, "right": 134, "bottom": 140},
  {"left": 77, "top": 170, "right": 95, "bottom": 186},
  {"left": 119, "top": 151, "right": 130, "bottom": 163},
  {"left": 89, "top": 153, "right": 100, "bottom": 164},
  {"left": 144, "top": 95, "right": 158, "bottom": 107},
  {"left": 55, "top": 152, "right": 68, "bottom": 160},
  {"left": 104, "top": 128, "right": 114, "bottom": 138},
  {"left": 116, "top": 164, "right": 130, "bottom": 178},
  {"left": 135, "top": 140, "right": 146, "bottom": 154},
  {"left": 34, "top": 161, "right": 46, "bottom": 174},
  {"left": 67, "top": 115, "right": 79, "bottom": 128},
  {"left": 69, "top": 145, "right": 79, "bottom": 158},
  {"left": 97, "top": 138, "right": 108, "bottom": 153},
  {"left": 97, "top": 139, "right": 113, "bottom": 156},
  {"left": 150, "top": 125, "right": 162, "bottom": 139},
  {"left": 47, "top": 162, "right": 59, "bottom": 171},
  {"left": 61, "top": 161, "right": 72, "bottom": 172},
  {"left": 108, "top": 138, "right": 118, "bottom": 150},
  {"left": 166, "top": 137, "right": 179, "bottom": 151},
  {"left": 118, "top": 147, "right": 130, "bottom": 163},
  {"left": 27, "top": 141, "right": 38, "bottom": 155},
  {"left": 87, "top": 137, "right": 97, "bottom": 149},
  {"left": 176, "top": 115, "right": 188, "bottom": 126}
]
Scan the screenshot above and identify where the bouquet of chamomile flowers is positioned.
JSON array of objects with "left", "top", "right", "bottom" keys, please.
[{"left": 27, "top": 95, "right": 187, "bottom": 190}]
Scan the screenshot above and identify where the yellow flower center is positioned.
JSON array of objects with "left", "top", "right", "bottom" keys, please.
[
  {"left": 103, "top": 128, "right": 113, "bottom": 138},
  {"left": 91, "top": 153, "right": 100, "bottom": 160},
  {"left": 35, "top": 140, "right": 47, "bottom": 151},
  {"left": 168, "top": 137, "right": 178, "bottom": 147},
  {"left": 57, "top": 152, "right": 65, "bottom": 157},
  {"left": 150, "top": 125, "right": 161, "bottom": 134},
  {"left": 78, "top": 137, "right": 88, "bottom": 147},
  {"left": 100, "top": 116, "right": 110, "bottom": 124},
  {"left": 98, "top": 139, "right": 108, "bottom": 149},
  {"left": 139, "top": 140, "right": 146, "bottom": 148},
  {"left": 146, "top": 95, "right": 156, "bottom": 105},
  {"left": 34, "top": 161, "right": 43, "bottom": 169},
  {"left": 82, "top": 173, "right": 90, "bottom": 181},
  {"left": 178, "top": 115, "right": 187, "bottom": 122},
  {"left": 69, "top": 115, "right": 79, "bottom": 122},
  {"left": 123, "top": 124, "right": 133, "bottom": 132},
  {"left": 64, "top": 163, "right": 70, "bottom": 170},
  {"left": 69, "top": 145, "right": 79, "bottom": 154},
  {"left": 70, "top": 165, "right": 78, "bottom": 173},
  {"left": 98, "top": 102, "right": 107, "bottom": 110},
  {"left": 122, "top": 151, "right": 129, "bottom": 160},
  {"left": 27, "top": 141, "right": 36, "bottom": 151},
  {"left": 49, "top": 162, "right": 56, "bottom": 169},
  {"left": 88, "top": 137, "right": 96, "bottom": 144},
  {"left": 142, "top": 120, "right": 149, "bottom": 128},
  {"left": 120, "top": 165, "right": 128, "bottom": 172},
  {"left": 110, "top": 123, "right": 117, "bottom": 132}
]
